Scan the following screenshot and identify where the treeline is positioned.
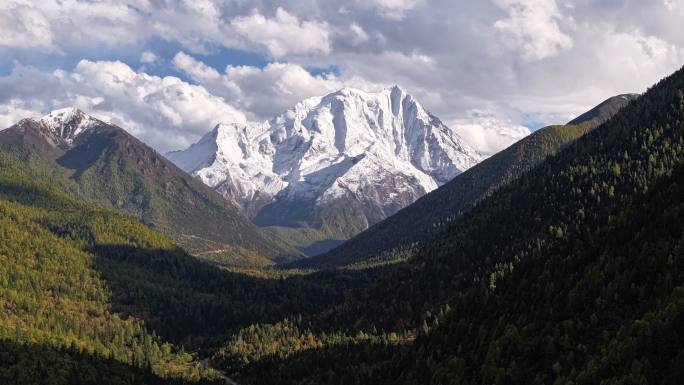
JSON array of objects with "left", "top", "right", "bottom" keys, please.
[{"left": 212, "top": 318, "right": 413, "bottom": 385}]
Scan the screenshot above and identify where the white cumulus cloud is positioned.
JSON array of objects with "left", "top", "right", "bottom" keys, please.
[
  {"left": 230, "top": 8, "right": 331, "bottom": 58},
  {"left": 0, "top": 1, "right": 56, "bottom": 51},
  {"left": 140, "top": 51, "right": 158, "bottom": 64},
  {"left": 0, "top": 60, "right": 246, "bottom": 152},
  {"left": 0, "top": 100, "right": 42, "bottom": 130},
  {"left": 349, "top": 23, "right": 370, "bottom": 45},
  {"left": 2, "top": 0, "right": 684, "bottom": 157},
  {"left": 173, "top": 51, "right": 379, "bottom": 120},
  {"left": 451, "top": 117, "right": 531, "bottom": 156},
  {"left": 173, "top": 51, "right": 221, "bottom": 83},
  {"left": 493, "top": 0, "right": 573, "bottom": 61}
]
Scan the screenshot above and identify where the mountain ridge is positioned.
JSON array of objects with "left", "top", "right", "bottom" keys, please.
[
  {"left": 568, "top": 93, "right": 640, "bottom": 125},
  {"left": 0, "top": 108, "right": 298, "bottom": 262}
]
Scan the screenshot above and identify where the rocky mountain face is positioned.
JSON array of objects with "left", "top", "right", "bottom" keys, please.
[
  {"left": 0, "top": 108, "right": 297, "bottom": 263},
  {"left": 168, "top": 86, "right": 483, "bottom": 244}
]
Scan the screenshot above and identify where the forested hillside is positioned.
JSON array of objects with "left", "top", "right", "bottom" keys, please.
[
  {"left": 298, "top": 96, "right": 630, "bottom": 269},
  {"left": 0, "top": 146, "right": 386, "bottom": 383},
  {"left": 401, "top": 152, "right": 684, "bottom": 384},
  {"left": 210, "top": 66, "right": 684, "bottom": 383},
  {"left": 0, "top": 150, "right": 222, "bottom": 384}
]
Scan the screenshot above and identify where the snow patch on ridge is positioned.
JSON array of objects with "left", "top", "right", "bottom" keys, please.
[{"left": 39, "top": 107, "right": 99, "bottom": 144}]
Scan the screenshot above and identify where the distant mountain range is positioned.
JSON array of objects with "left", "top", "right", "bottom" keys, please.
[
  {"left": 0, "top": 108, "right": 297, "bottom": 264},
  {"left": 167, "top": 86, "right": 484, "bottom": 254},
  {"left": 0, "top": 91, "right": 640, "bottom": 266}
]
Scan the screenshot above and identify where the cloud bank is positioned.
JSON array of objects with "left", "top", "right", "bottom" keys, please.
[
  {"left": 0, "top": 0, "right": 682, "bottom": 155},
  {"left": 0, "top": 60, "right": 246, "bottom": 151}
]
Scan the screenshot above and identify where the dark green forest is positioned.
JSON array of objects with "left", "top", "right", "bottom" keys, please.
[{"left": 0, "top": 63, "right": 682, "bottom": 384}]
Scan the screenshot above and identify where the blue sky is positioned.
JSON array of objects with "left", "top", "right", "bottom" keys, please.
[
  {"left": 0, "top": 38, "right": 271, "bottom": 83},
  {"left": 0, "top": 0, "right": 682, "bottom": 153}
]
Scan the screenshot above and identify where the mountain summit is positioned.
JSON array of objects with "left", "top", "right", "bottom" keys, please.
[
  {"left": 168, "top": 86, "right": 482, "bottom": 246},
  {"left": 568, "top": 94, "right": 640, "bottom": 125},
  {"left": 39, "top": 107, "right": 99, "bottom": 144}
]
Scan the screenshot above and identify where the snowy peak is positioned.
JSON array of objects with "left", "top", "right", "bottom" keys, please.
[
  {"left": 38, "top": 107, "right": 100, "bottom": 144},
  {"left": 273, "top": 85, "right": 480, "bottom": 173},
  {"left": 167, "top": 86, "right": 483, "bottom": 238},
  {"left": 166, "top": 125, "right": 220, "bottom": 173}
]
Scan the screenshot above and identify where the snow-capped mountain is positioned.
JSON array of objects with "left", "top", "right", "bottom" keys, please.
[
  {"left": 1, "top": 107, "right": 297, "bottom": 260},
  {"left": 36, "top": 107, "right": 100, "bottom": 146},
  {"left": 3, "top": 107, "right": 104, "bottom": 157},
  {"left": 167, "top": 86, "right": 483, "bottom": 239}
]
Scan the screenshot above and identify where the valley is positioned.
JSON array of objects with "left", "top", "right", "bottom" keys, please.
[
  {"left": 0, "top": 64, "right": 682, "bottom": 384},
  {"left": 0, "top": 3, "right": 682, "bottom": 381}
]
